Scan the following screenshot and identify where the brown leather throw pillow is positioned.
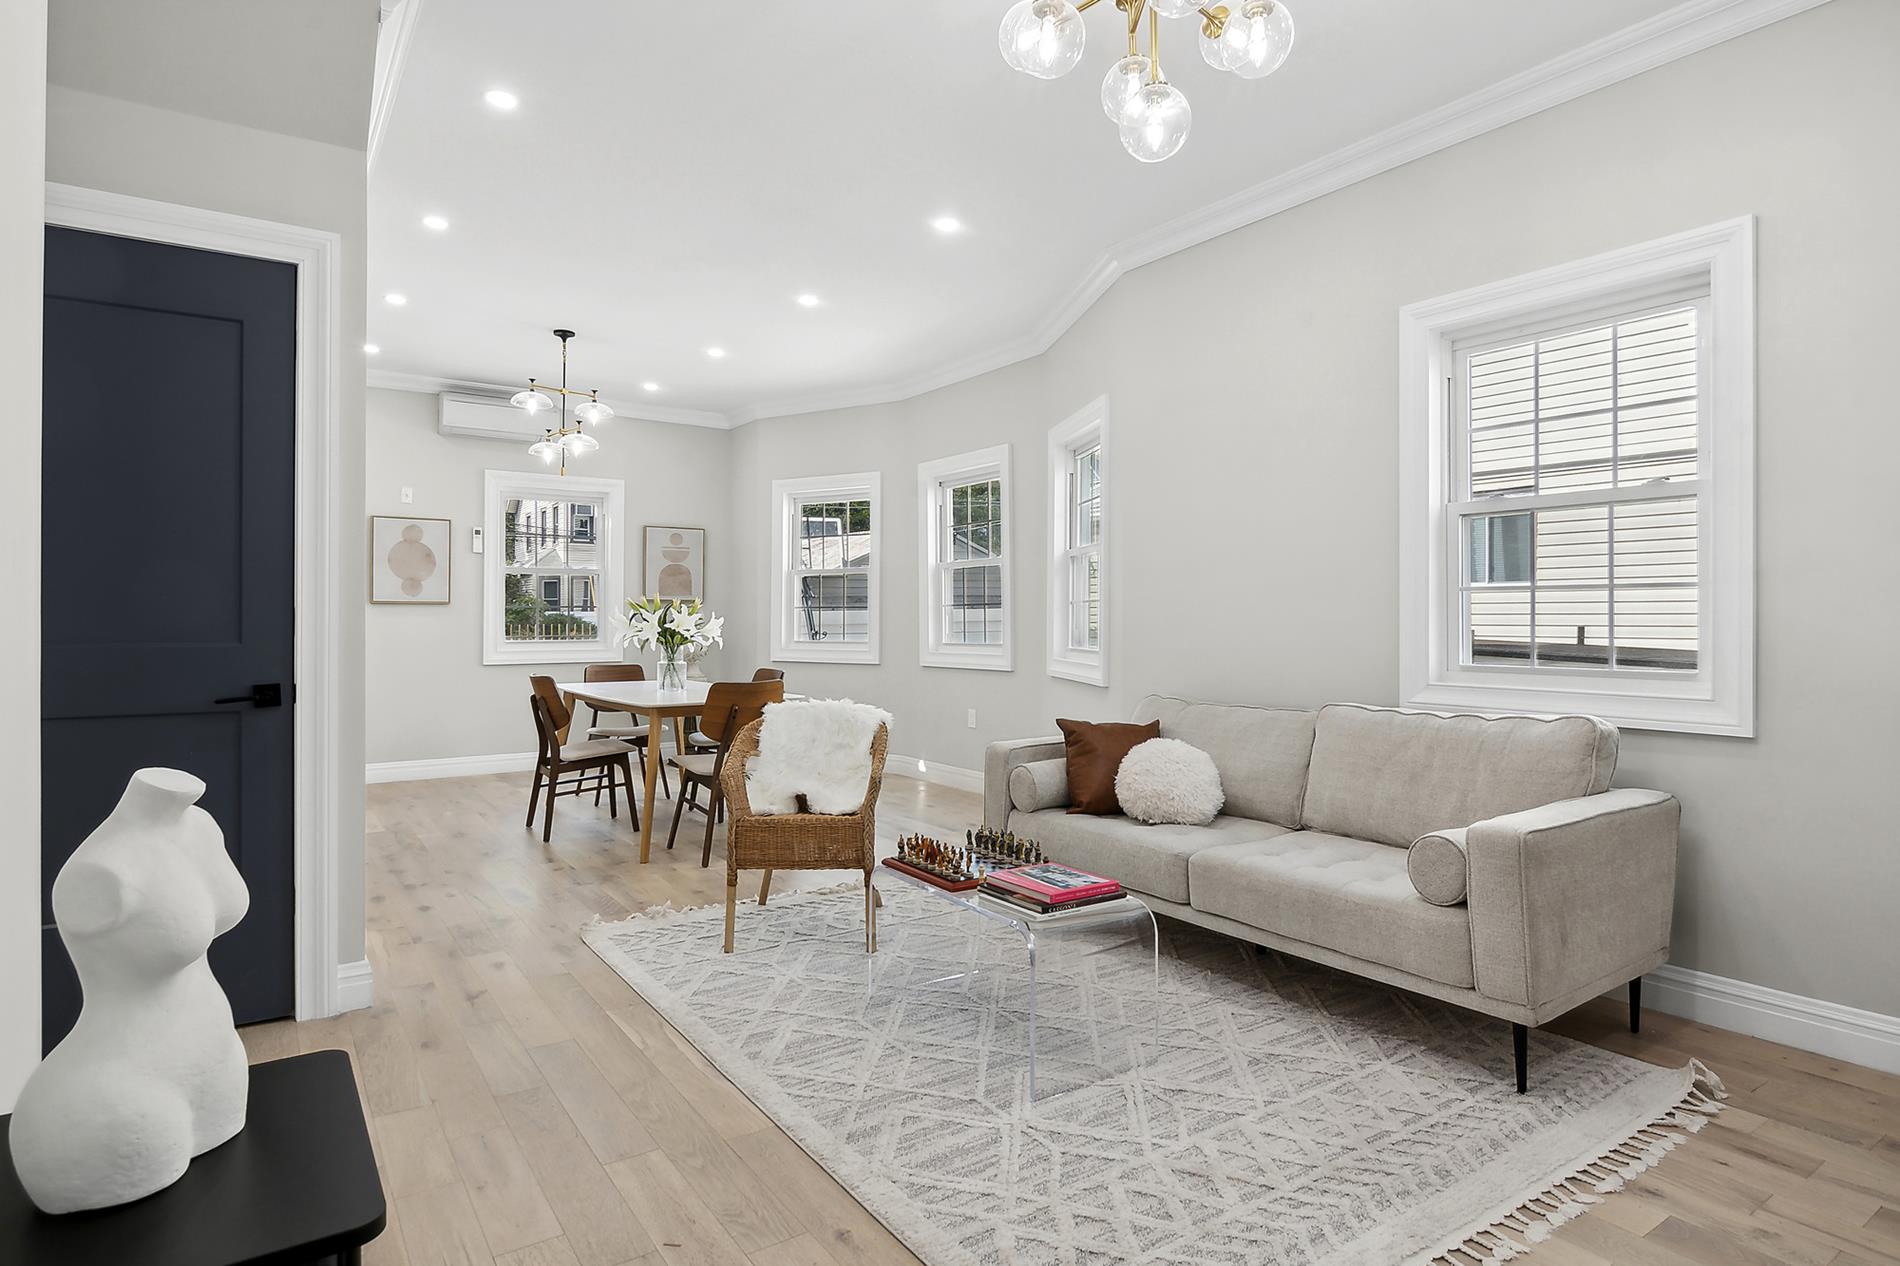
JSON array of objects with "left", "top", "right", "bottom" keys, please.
[{"left": 1057, "top": 718, "right": 1161, "bottom": 815}]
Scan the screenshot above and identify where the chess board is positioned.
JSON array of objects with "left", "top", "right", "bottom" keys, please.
[{"left": 878, "top": 826, "right": 1044, "bottom": 891}]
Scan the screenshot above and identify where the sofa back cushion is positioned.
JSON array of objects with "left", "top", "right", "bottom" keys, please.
[
  {"left": 1129, "top": 696, "right": 1316, "bottom": 828},
  {"left": 1301, "top": 704, "right": 1618, "bottom": 847}
]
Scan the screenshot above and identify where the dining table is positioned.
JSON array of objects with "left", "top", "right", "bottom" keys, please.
[{"left": 554, "top": 677, "right": 713, "bottom": 863}]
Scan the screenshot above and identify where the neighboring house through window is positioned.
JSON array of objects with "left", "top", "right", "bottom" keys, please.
[
  {"left": 482, "top": 470, "right": 625, "bottom": 665},
  {"left": 1048, "top": 397, "right": 1108, "bottom": 686},
  {"left": 1399, "top": 219, "right": 1755, "bottom": 735},
  {"left": 770, "top": 472, "right": 881, "bottom": 664},
  {"left": 919, "top": 445, "right": 1011, "bottom": 671}
]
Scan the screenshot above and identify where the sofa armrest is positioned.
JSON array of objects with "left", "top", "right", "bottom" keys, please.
[
  {"left": 983, "top": 736, "right": 1066, "bottom": 828},
  {"left": 1467, "top": 788, "right": 1679, "bottom": 1010}
]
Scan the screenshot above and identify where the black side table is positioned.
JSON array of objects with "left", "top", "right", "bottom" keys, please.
[{"left": 0, "top": 1048, "right": 386, "bottom": 1265}]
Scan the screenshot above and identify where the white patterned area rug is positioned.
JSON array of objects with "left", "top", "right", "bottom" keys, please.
[{"left": 583, "top": 884, "right": 1721, "bottom": 1266}]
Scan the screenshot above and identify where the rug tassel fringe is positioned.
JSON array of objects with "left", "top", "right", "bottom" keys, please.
[{"left": 1424, "top": 1060, "right": 1725, "bottom": 1265}]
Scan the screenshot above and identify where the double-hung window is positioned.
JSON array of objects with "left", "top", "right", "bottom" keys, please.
[
  {"left": 1048, "top": 397, "right": 1108, "bottom": 686},
  {"left": 482, "top": 470, "right": 625, "bottom": 665},
  {"left": 770, "top": 472, "right": 880, "bottom": 664},
  {"left": 1400, "top": 220, "right": 1755, "bottom": 735},
  {"left": 919, "top": 446, "right": 1010, "bottom": 670}
]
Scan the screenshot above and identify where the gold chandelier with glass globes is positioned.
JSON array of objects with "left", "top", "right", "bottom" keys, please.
[
  {"left": 1000, "top": 0, "right": 1294, "bottom": 162},
  {"left": 512, "top": 328, "right": 613, "bottom": 477}
]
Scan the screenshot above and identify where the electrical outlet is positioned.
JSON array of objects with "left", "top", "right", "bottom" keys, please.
[
  {"left": 400, "top": 485, "right": 414, "bottom": 504},
  {"left": 967, "top": 708, "right": 978, "bottom": 729},
  {"left": 470, "top": 526, "right": 484, "bottom": 554}
]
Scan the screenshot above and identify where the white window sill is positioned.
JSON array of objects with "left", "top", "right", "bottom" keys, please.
[
  {"left": 772, "top": 645, "right": 880, "bottom": 666},
  {"left": 1047, "top": 651, "right": 1106, "bottom": 687},
  {"left": 483, "top": 643, "right": 613, "bottom": 667},
  {"left": 1405, "top": 680, "right": 1752, "bottom": 738},
  {"left": 922, "top": 648, "right": 1013, "bottom": 672}
]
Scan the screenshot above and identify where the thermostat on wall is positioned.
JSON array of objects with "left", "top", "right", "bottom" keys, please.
[{"left": 471, "top": 526, "right": 484, "bottom": 554}]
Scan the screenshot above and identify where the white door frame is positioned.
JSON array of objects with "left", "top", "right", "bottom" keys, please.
[{"left": 43, "top": 182, "right": 354, "bottom": 1021}]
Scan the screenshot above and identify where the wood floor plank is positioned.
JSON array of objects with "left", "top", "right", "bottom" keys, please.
[
  {"left": 397, "top": 1180, "right": 498, "bottom": 1266},
  {"left": 374, "top": 1104, "right": 464, "bottom": 1199},
  {"left": 528, "top": 1038, "right": 660, "bottom": 1165},
  {"left": 493, "top": 1238, "right": 584, "bottom": 1266},
  {"left": 725, "top": 1128, "right": 922, "bottom": 1266},
  {"left": 449, "top": 1127, "right": 567, "bottom": 1255},
  {"left": 604, "top": 1149, "right": 755, "bottom": 1266},
  {"left": 498, "top": 1083, "right": 657, "bottom": 1266}
]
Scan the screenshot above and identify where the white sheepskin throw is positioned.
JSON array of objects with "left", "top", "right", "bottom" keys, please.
[
  {"left": 1114, "top": 738, "right": 1224, "bottom": 826},
  {"left": 744, "top": 699, "right": 894, "bottom": 816}
]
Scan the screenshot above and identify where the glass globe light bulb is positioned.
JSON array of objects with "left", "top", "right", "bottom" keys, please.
[
  {"left": 1000, "top": 0, "right": 1085, "bottom": 79},
  {"left": 562, "top": 431, "right": 599, "bottom": 456},
  {"left": 574, "top": 399, "right": 613, "bottom": 425},
  {"left": 1148, "top": 0, "right": 1201, "bottom": 17},
  {"left": 1119, "top": 81, "right": 1191, "bottom": 163},
  {"left": 511, "top": 387, "right": 553, "bottom": 414},
  {"left": 1230, "top": 0, "right": 1294, "bottom": 79},
  {"left": 1200, "top": 7, "right": 1250, "bottom": 71},
  {"left": 529, "top": 438, "right": 560, "bottom": 465},
  {"left": 1100, "top": 55, "right": 1152, "bottom": 124}
]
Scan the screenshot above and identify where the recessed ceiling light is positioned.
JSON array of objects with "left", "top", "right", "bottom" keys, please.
[
  {"left": 484, "top": 89, "right": 519, "bottom": 111},
  {"left": 363, "top": 343, "right": 380, "bottom": 355},
  {"left": 421, "top": 214, "right": 449, "bottom": 232},
  {"left": 930, "top": 215, "right": 964, "bottom": 235},
  {"left": 795, "top": 293, "right": 822, "bottom": 308},
  {"left": 641, "top": 382, "right": 661, "bottom": 392},
  {"left": 383, "top": 292, "right": 407, "bottom": 306},
  {"left": 704, "top": 347, "right": 727, "bottom": 359}
]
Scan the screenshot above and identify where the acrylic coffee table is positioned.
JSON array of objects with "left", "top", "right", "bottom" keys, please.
[{"left": 872, "top": 860, "right": 1160, "bottom": 1101}]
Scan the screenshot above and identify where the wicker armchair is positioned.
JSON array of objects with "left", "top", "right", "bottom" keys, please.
[{"left": 717, "top": 719, "right": 890, "bottom": 955}]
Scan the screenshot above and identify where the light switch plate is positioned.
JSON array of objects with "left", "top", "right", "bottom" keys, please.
[
  {"left": 400, "top": 486, "right": 414, "bottom": 504},
  {"left": 471, "top": 526, "right": 484, "bottom": 554}
]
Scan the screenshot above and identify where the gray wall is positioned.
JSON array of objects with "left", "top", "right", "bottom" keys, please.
[
  {"left": 728, "top": 0, "right": 1900, "bottom": 1017},
  {"left": 0, "top": 0, "right": 47, "bottom": 1110},
  {"left": 44, "top": 83, "right": 375, "bottom": 982},
  {"left": 364, "top": 388, "right": 737, "bottom": 765}
]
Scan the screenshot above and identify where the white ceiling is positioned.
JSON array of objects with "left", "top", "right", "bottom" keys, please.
[{"left": 367, "top": 0, "right": 1706, "bottom": 424}]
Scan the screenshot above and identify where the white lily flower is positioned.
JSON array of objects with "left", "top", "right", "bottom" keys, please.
[{"left": 701, "top": 614, "right": 724, "bottom": 648}]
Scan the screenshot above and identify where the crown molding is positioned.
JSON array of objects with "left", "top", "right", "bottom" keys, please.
[
  {"left": 726, "top": 0, "right": 1833, "bottom": 428},
  {"left": 367, "top": 368, "right": 731, "bottom": 430},
  {"left": 367, "top": 0, "right": 426, "bottom": 170}
]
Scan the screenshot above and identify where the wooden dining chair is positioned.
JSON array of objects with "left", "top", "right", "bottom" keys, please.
[
  {"left": 577, "top": 662, "right": 670, "bottom": 799},
  {"left": 685, "top": 669, "right": 785, "bottom": 755},
  {"left": 526, "top": 675, "right": 638, "bottom": 844},
  {"left": 666, "top": 679, "right": 784, "bottom": 867}
]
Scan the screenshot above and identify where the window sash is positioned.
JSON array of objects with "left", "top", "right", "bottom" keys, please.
[
  {"left": 774, "top": 475, "right": 880, "bottom": 662},
  {"left": 1446, "top": 295, "right": 1710, "bottom": 681}
]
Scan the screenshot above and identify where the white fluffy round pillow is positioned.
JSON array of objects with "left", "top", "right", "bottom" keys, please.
[{"left": 1114, "top": 738, "right": 1224, "bottom": 826}]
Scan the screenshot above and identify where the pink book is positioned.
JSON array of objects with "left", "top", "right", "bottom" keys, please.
[{"left": 987, "top": 863, "right": 1121, "bottom": 903}]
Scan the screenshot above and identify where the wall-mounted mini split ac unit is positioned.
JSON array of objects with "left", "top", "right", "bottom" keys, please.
[{"left": 437, "top": 391, "right": 546, "bottom": 442}]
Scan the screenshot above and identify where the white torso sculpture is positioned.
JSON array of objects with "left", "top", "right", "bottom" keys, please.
[{"left": 9, "top": 768, "right": 251, "bottom": 1214}]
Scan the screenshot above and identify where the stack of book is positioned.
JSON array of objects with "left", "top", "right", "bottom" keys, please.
[{"left": 979, "top": 862, "right": 1123, "bottom": 915}]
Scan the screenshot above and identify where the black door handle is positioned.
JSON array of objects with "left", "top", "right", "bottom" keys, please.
[{"left": 213, "top": 683, "right": 284, "bottom": 708}]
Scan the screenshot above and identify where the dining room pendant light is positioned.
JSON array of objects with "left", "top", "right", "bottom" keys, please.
[{"left": 517, "top": 329, "right": 613, "bottom": 476}]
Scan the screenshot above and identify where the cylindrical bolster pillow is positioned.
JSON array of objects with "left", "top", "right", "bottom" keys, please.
[
  {"left": 1008, "top": 758, "right": 1071, "bottom": 813},
  {"left": 1407, "top": 827, "right": 1470, "bottom": 906}
]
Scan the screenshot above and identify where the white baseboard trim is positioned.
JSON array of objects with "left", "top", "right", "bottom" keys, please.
[
  {"left": 334, "top": 958, "right": 375, "bottom": 1014},
  {"left": 366, "top": 751, "right": 537, "bottom": 783},
  {"left": 888, "top": 752, "right": 984, "bottom": 796},
  {"left": 1633, "top": 963, "right": 1900, "bottom": 1075}
]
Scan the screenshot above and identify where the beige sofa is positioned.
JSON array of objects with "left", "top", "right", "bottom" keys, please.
[{"left": 984, "top": 697, "right": 1680, "bottom": 1090}]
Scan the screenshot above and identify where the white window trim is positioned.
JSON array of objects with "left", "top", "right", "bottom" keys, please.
[
  {"left": 1047, "top": 396, "right": 1109, "bottom": 687},
  {"left": 770, "top": 471, "right": 882, "bottom": 665},
  {"left": 1398, "top": 217, "right": 1755, "bottom": 736},
  {"left": 918, "top": 445, "right": 1012, "bottom": 672},
  {"left": 481, "top": 469, "right": 626, "bottom": 666}
]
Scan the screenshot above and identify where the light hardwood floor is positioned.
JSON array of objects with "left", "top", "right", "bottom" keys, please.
[{"left": 237, "top": 771, "right": 1900, "bottom": 1266}]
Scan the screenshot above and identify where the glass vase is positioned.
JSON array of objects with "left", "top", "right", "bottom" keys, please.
[{"left": 657, "top": 647, "right": 689, "bottom": 696}]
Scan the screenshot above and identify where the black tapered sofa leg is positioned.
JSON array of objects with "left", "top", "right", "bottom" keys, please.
[
  {"left": 1629, "top": 977, "right": 1643, "bottom": 1034},
  {"left": 1512, "top": 1023, "right": 1528, "bottom": 1094}
]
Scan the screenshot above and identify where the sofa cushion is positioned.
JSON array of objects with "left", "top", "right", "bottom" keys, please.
[
  {"left": 1188, "top": 831, "right": 1475, "bottom": 988},
  {"left": 1057, "top": 718, "right": 1161, "bottom": 815},
  {"left": 1016, "top": 808, "right": 1290, "bottom": 905},
  {"left": 1130, "top": 696, "right": 1316, "bottom": 828},
  {"left": 1407, "top": 828, "right": 1469, "bottom": 906},
  {"left": 1008, "top": 758, "right": 1070, "bottom": 814},
  {"left": 1301, "top": 704, "right": 1618, "bottom": 848}
]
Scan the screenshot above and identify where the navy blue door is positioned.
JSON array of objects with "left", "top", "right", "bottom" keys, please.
[{"left": 41, "top": 226, "right": 298, "bottom": 1048}]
